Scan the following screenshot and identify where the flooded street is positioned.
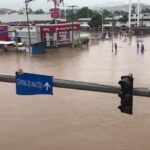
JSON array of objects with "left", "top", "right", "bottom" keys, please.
[{"left": 0, "top": 33, "right": 150, "bottom": 150}]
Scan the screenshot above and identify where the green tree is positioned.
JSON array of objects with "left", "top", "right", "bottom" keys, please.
[
  {"left": 66, "top": 7, "right": 94, "bottom": 21},
  {"left": 34, "top": 9, "right": 45, "bottom": 14},
  {"left": 66, "top": 9, "right": 75, "bottom": 21},
  {"left": 28, "top": 8, "right": 34, "bottom": 14},
  {"left": 141, "top": 8, "right": 150, "bottom": 13},
  {"left": 131, "top": 5, "right": 136, "bottom": 14},
  {"left": 88, "top": 12, "right": 102, "bottom": 31},
  {"left": 119, "top": 13, "right": 128, "bottom": 23},
  {"left": 103, "top": 9, "right": 111, "bottom": 17},
  {"left": 75, "top": 7, "right": 93, "bottom": 19},
  {"left": 60, "top": 9, "right": 65, "bottom": 19}
]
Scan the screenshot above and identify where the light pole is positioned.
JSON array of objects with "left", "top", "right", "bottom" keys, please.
[
  {"left": 100, "top": 10, "right": 103, "bottom": 32},
  {"left": 128, "top": 0, "right": 131, "bottom": 28},
  {"left": 112, "top": 12, "right": 114, "bottom": 52},
  {"left": 137, "top": 0, "right": 140, "bottom": 27},
  {"left": 25, "top": 0, "right": 33, "bottom": 52},
  {"left": 69, "top": 5, "right": 77, "bottom": 48}
]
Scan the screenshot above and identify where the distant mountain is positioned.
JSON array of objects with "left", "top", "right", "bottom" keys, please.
[
  {"left": 90, "top": 1, "right": 127, "bottom": 8},
  {"left": 91, "top": 2, "right": 150, "bottom": 12},
  {"left": 1, "top": 1, "right": 150, "bottom": 14},
  {"left": 90, "top": 1, "right": 126, "bottom": 8},
  {"left": 0, "top": 8, "right": 16, "bottom": 14}
]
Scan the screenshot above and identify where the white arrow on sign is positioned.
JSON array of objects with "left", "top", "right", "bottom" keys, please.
[{"left": 44, "top": 82, "right": 51, "bottom": 91}]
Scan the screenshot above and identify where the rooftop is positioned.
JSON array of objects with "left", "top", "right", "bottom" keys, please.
[
  {"left": 0, "top": 13, "right": 65, "bottom": 23},
  {"left": 77, "top": 18, "right": 91, "bottom": 22}
]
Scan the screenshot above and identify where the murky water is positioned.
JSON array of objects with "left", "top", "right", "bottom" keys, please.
[{"left": 0, "top": 33, "right": 150, "bottom": 150}]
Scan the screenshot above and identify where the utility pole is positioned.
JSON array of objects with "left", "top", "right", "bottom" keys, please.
[
  {"left": 69, "top": 5, "right": 77, "bottom": 48},
  {"left": 128, "top": 0, "right": 131, "bottom": 28},
  {"left": 64, "top": 7, "right": 67, "bottom": 20},
  {"left": 100, "top": 10, "right": 103, "bottom": 32},
  {"left": 25, "top": 0, "right": 33, "bottom": 52},
  {"left": 112, "top": 12, "right": 114, "bottom": 52},
  {"left": 137, "top": 0, "right": 140, "bottom": 27}
]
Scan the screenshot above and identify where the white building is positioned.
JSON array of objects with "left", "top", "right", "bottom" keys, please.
[
  {"left": 131, "top": 13, "right": 150, "bottom": 27},
  {"left": 0, "top": 13, "right": 66, "bottom": 24},
  {"left": 77, "top": 18, "right": 91, "bottom": 30}
]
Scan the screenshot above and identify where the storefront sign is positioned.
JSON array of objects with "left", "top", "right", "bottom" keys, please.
[
  {"left": 50, "top": 8, "right": 60, "bottom": 18},
  {"left": 57, "top": 31, "right": 70, "bottom": 43},
  {"left": 41, "top": 24, "right": 80, "bottom": 33},
  {"left": 40, "top": 24, "right": 80, "bottom": 42}
]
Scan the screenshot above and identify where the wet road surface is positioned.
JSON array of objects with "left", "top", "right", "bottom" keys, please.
[{"left": 0, "top": 33, "right": 150, "bottom": 150}]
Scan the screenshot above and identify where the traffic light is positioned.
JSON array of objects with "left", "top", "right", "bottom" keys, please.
[{"left": 118, "top": 74, "right": 134, "bottom": 115}]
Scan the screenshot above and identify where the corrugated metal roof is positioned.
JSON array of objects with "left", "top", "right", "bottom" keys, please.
[
  {"left": 77, "top": 18, "right": 91, "bottom": 21},
  {"left": 105, "top": 16, "right": 122, "bottom": 21}
]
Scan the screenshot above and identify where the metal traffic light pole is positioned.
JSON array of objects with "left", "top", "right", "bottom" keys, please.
[
  {"left": 0, "top": 73, "right": 150, "bottom": 114},
  {"left": 0, "top": 73, "right": 150, "bottom": 97}
]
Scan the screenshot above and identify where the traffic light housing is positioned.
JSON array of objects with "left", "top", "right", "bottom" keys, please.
[{"left": 118, "top": 75, "right": 133, "bottom": 115}]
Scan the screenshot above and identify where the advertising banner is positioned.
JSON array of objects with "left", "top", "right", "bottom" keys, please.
[
  {"left": 57, "top": 31, "right": 70, "bottom": 43},
  {"left": 50, "top": 8, "right": 60, "bottom": 18},
  {"left": 40, "top": 24, "right": 80, "bottom": 41}
]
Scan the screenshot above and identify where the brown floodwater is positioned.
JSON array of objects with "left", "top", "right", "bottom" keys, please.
[{"left": 0, "top": 33, "right": 150, "bottom": 150}]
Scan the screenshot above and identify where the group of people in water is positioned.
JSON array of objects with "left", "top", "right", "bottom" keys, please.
[
  {"left": 113, "top": 41, "right": 145, "bottom": 54},
  {"left": 137, "top": 42, "right": 144, "bottom": 54},
  {"left": 102, "top": 29, "right": 145, "bottom": 55},
  {"left": 103, "top": 29, "right": 134, "bottom": 40}
]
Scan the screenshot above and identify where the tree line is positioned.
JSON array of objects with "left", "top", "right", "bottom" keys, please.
[
  {"left": 63, "top": 6, "right": 150, "bottom": 30},
  {"left": 2, "top": 5, "right": 150, "bottom": 30},
  {"left": 63, "top": 7, "right": 128, "bottom": 30}
]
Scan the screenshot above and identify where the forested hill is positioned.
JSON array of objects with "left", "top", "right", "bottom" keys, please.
[{"left": 92, "top": 3, "right": 150, "bottom": 12}]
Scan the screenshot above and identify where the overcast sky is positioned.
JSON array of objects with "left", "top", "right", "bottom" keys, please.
[{"left": 0, "top": 0, "right": 149, "bottom": 11}]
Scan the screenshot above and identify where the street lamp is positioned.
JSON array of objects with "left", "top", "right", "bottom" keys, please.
[
  {"left": 111, "top": 12, "right": 114, "bottom": 52},
  {"left": 100, "top": 10, "right": 103, "bottom": 32},
  {"left": 25, "top": 0, "right": 33, "bottom": 52},
  {"left": 68, "top": 5, "right": 77, "bottom": 48},
  {"left": 137, "top": 0, "right": 140, "bottom": 27},
  {"left": 128, "top": 0, "right": 131, "bottom": 28}
]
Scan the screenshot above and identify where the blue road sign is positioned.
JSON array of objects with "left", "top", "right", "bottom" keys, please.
[{"left": 16, "top": 72, "right": 53, "bottom": 95}]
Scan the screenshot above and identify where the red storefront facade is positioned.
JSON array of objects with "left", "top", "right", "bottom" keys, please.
[
  {"left": 0, "top": 25, "right": 9, "bottom": 41},
  {"left": 10, "top": 23, "right": 80, "bottom": 48},
  {"left": 38, "top": 23, "right": 80, "bottom": 47}
]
